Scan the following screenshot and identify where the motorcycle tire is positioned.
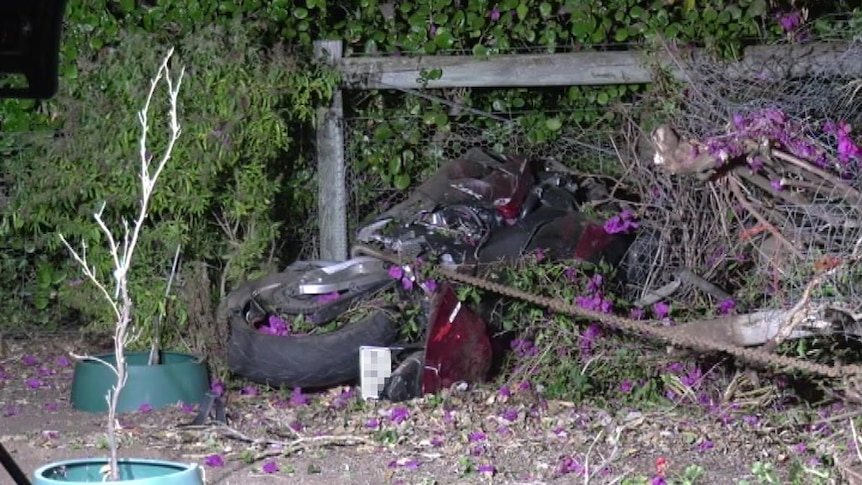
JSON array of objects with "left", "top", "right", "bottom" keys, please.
[{"left": 220, "top": 273, "right": 400, "bottom": 388}]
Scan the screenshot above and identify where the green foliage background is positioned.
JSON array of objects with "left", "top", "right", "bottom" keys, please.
[{"left": 0, "top": 0, "right": 857, "bottom": 348}]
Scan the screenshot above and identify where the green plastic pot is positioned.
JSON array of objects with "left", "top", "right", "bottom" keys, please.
[
  {"left": 70, "top": 351, "right": 208, "bottom": 413},
  {"left": 33, "top": 458, "right": 203, "bottom": 484}
]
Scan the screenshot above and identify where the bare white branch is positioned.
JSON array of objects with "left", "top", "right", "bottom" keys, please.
[{"left": 58, "top": 48, "right": 184, "bottom": 481}]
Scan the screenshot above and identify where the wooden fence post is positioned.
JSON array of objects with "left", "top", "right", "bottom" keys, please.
[{"left": 314, "top": 40, "right": 348, "bottom": 261}]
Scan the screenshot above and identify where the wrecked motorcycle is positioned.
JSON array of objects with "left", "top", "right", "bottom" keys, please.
[{"left": 220, "top": 148, "right": 640, "bottom": 400}]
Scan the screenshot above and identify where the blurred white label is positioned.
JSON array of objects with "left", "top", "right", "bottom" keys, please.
[{"left": 359, "top": 346, "right": 392, "bottom": 400}]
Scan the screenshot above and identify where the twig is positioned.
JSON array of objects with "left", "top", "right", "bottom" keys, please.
[
  {"left": 761, "top": 274, "right": 820, "bottom": 353},
  {"left": 148, "top": 243, "right": 182, "bottom": 365},
  {"left": 209, "top": 423, "right": 374, "bottom": 459},
  {"left": 769, "top": 147, "right": 862, "bottom": 204},
  {"left": 854, "top": 417, "right": 862, "bottom": 466},
  {"left": 728, "top": 173, "right": 803, "bottom": 259}
]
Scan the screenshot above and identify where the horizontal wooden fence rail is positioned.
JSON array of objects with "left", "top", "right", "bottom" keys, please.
[{"left": 336, "top": 41, "right": 860, "bottom": 90}]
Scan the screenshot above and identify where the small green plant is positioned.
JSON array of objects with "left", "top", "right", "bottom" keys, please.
[{"left": 750, "top": 461, "right": 778, "bottom": 484}]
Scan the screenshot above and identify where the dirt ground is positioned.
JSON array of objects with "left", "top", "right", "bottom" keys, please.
[{"left": 1, "top": 334, "right": 860, "bottom": 484}]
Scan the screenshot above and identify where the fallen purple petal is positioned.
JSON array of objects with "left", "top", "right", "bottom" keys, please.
[
  {"left": 179, "top": 401, "right": 197, "bottom": 413},
  {"left": 653, "top": 301, "right": 670, "bottom": 319},
  {"left": 501, "top": 408, "right": 518, "bottom": 422},
  {"left": 558, "top": 456, "right": 584, "bottom": 475},
  {"left": 619, "top": 380, "right": 634, "bottom": 393},
  {"left": 389, "top": 406, "right": 411, "bottom": 424},
  {"left": 210, "top": 379, "right": 225, "bottom": 397},
  {"left": 289, "top": 387, "right": 309, "bottom": 406},
  {"left": 204, "top": 454, "right": 225, "bottom": 468},
  {"left": 240, "top": 385, "right": 259, "bottom": 396}
]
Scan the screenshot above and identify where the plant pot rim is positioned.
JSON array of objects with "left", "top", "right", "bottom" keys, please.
[
  {"left": 75, "top": 350, "right": 205, "bottom": 365},
  {"left": 34, "top": 457, "right": 201, "bottom": 484}
]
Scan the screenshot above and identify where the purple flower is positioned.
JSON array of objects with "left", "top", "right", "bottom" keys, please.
[
  {"left": 681, "top": 366, "right": 703, "bottom": 388},
  {"left": 260, "top": 314, "right": 290, "bottom": 336},
  {"left": 587, "top": 274, "right": 603, "bottom": 293},
  {"left": 179, "top": 402, "right": 197, "bottom": 413},
  {"left": 37, "top": 366, "right": 55, "bottom": 377},
  {"left": 316, "top": 291, "right": 340, "bottom": 304},
  {"left": 489, "top": 6, "right": 501, "bottom": 21},
  {"left": 770, "top": 179, "right": 784, "bottom": 191},
  {"left": 510, "top": 339, "right": 537, "bottom": 359},
  {"left": 717, "top": 298, "right": 736, "bottom": 315},
  {"left": 579, "top": 322, "right": 603, "bottom": 356},
  {"left": 743, "top": 415, "right": 759, "bottom": 426},
  {"left": 22, "top": 355, "right": 39, "bottom": 366},
  {"left": 653, "top": 301, "right": 670, "bottom": 319},
  {"left": 603, "top": 210, "right": 639, "bottom": 234},
  {"left": 575, "top": 294, "right": 612, "bottom": 313},
  {"left": 422, "top": 279, "right": 438, "bottom": 294},
  {"left": 204, "top": 454, "right": 225, "bottom": 468},
  {"left": 138, "top": 403, "right": 152, "bottom": 413},
  {"left": 468, "top": 431, "right": 486, "bottom": 442},
  {"left": 388, "top": 265, "right": 404, "bottom": 280},
  {"left": 210, "top": 379, "right": 225, "bottom": 397},
  {"left": 262, "top": 461, "right": 279, "bottom": 474},
  {"left": 651, "top": 477, "right": 667, "bottom": 485},
  {"left": 630, "top": 307, "right": 645, "bottom": 319},
  {"left": 431, "top": 436, "right": 444, "bottom": 447},
  {"left": 25, "top": 377, "right": 42, "bottom": 389},
  {"left": 404, "top": 460, "right": 421, "bottom": 470},
  {"left": 290, "top": 387, "right": 309, "bottom": 406},
  {"left": 619, "top": 380, "right": 633, "bottom": 393},
  {"left": 478, "top": 464, "right": 496, "bottom": 475},
  {"left": 793, "top": 442, "right": 808, "bottom": 453},
  {"left": 240, "top": 385, "right": 259, "bottom": 396},
  {"left": 3, "top": 405, "right": 19, "bottom": 417},
  {"left": 667, "top": 362, "right": 684, "bottom": 374},
  {"left": 55, "top": 356, "right": 71, "bottom": 368},
  {"left": 778, "top": 11, "right": 802, "bottom": 32},
  {"left": 533, "top": 248, "right": 546, "bottom": 263},
  {"left": 365, "top": 418, "right": 380, "bottom": 429},
  {"left": 44, "top": 402, "right": 60, "bottom": 412},
  {"left": 401, "top": 276, "right": 414, "bottom": 290},
  {"left": 390, "top": 406, "right": 410, "bottom": 424}
]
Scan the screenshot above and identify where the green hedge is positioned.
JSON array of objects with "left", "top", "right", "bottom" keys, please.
[{"left": 0, "top": 0, "right": 855, "bottom": 338}]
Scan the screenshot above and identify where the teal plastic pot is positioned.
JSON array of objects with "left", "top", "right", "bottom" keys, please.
[
  {"left": 70, "top": 351, "right": 208, "bottom": 413},
  {"left": 33, "top": 458, "right": 203, "bottom": 484}
]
